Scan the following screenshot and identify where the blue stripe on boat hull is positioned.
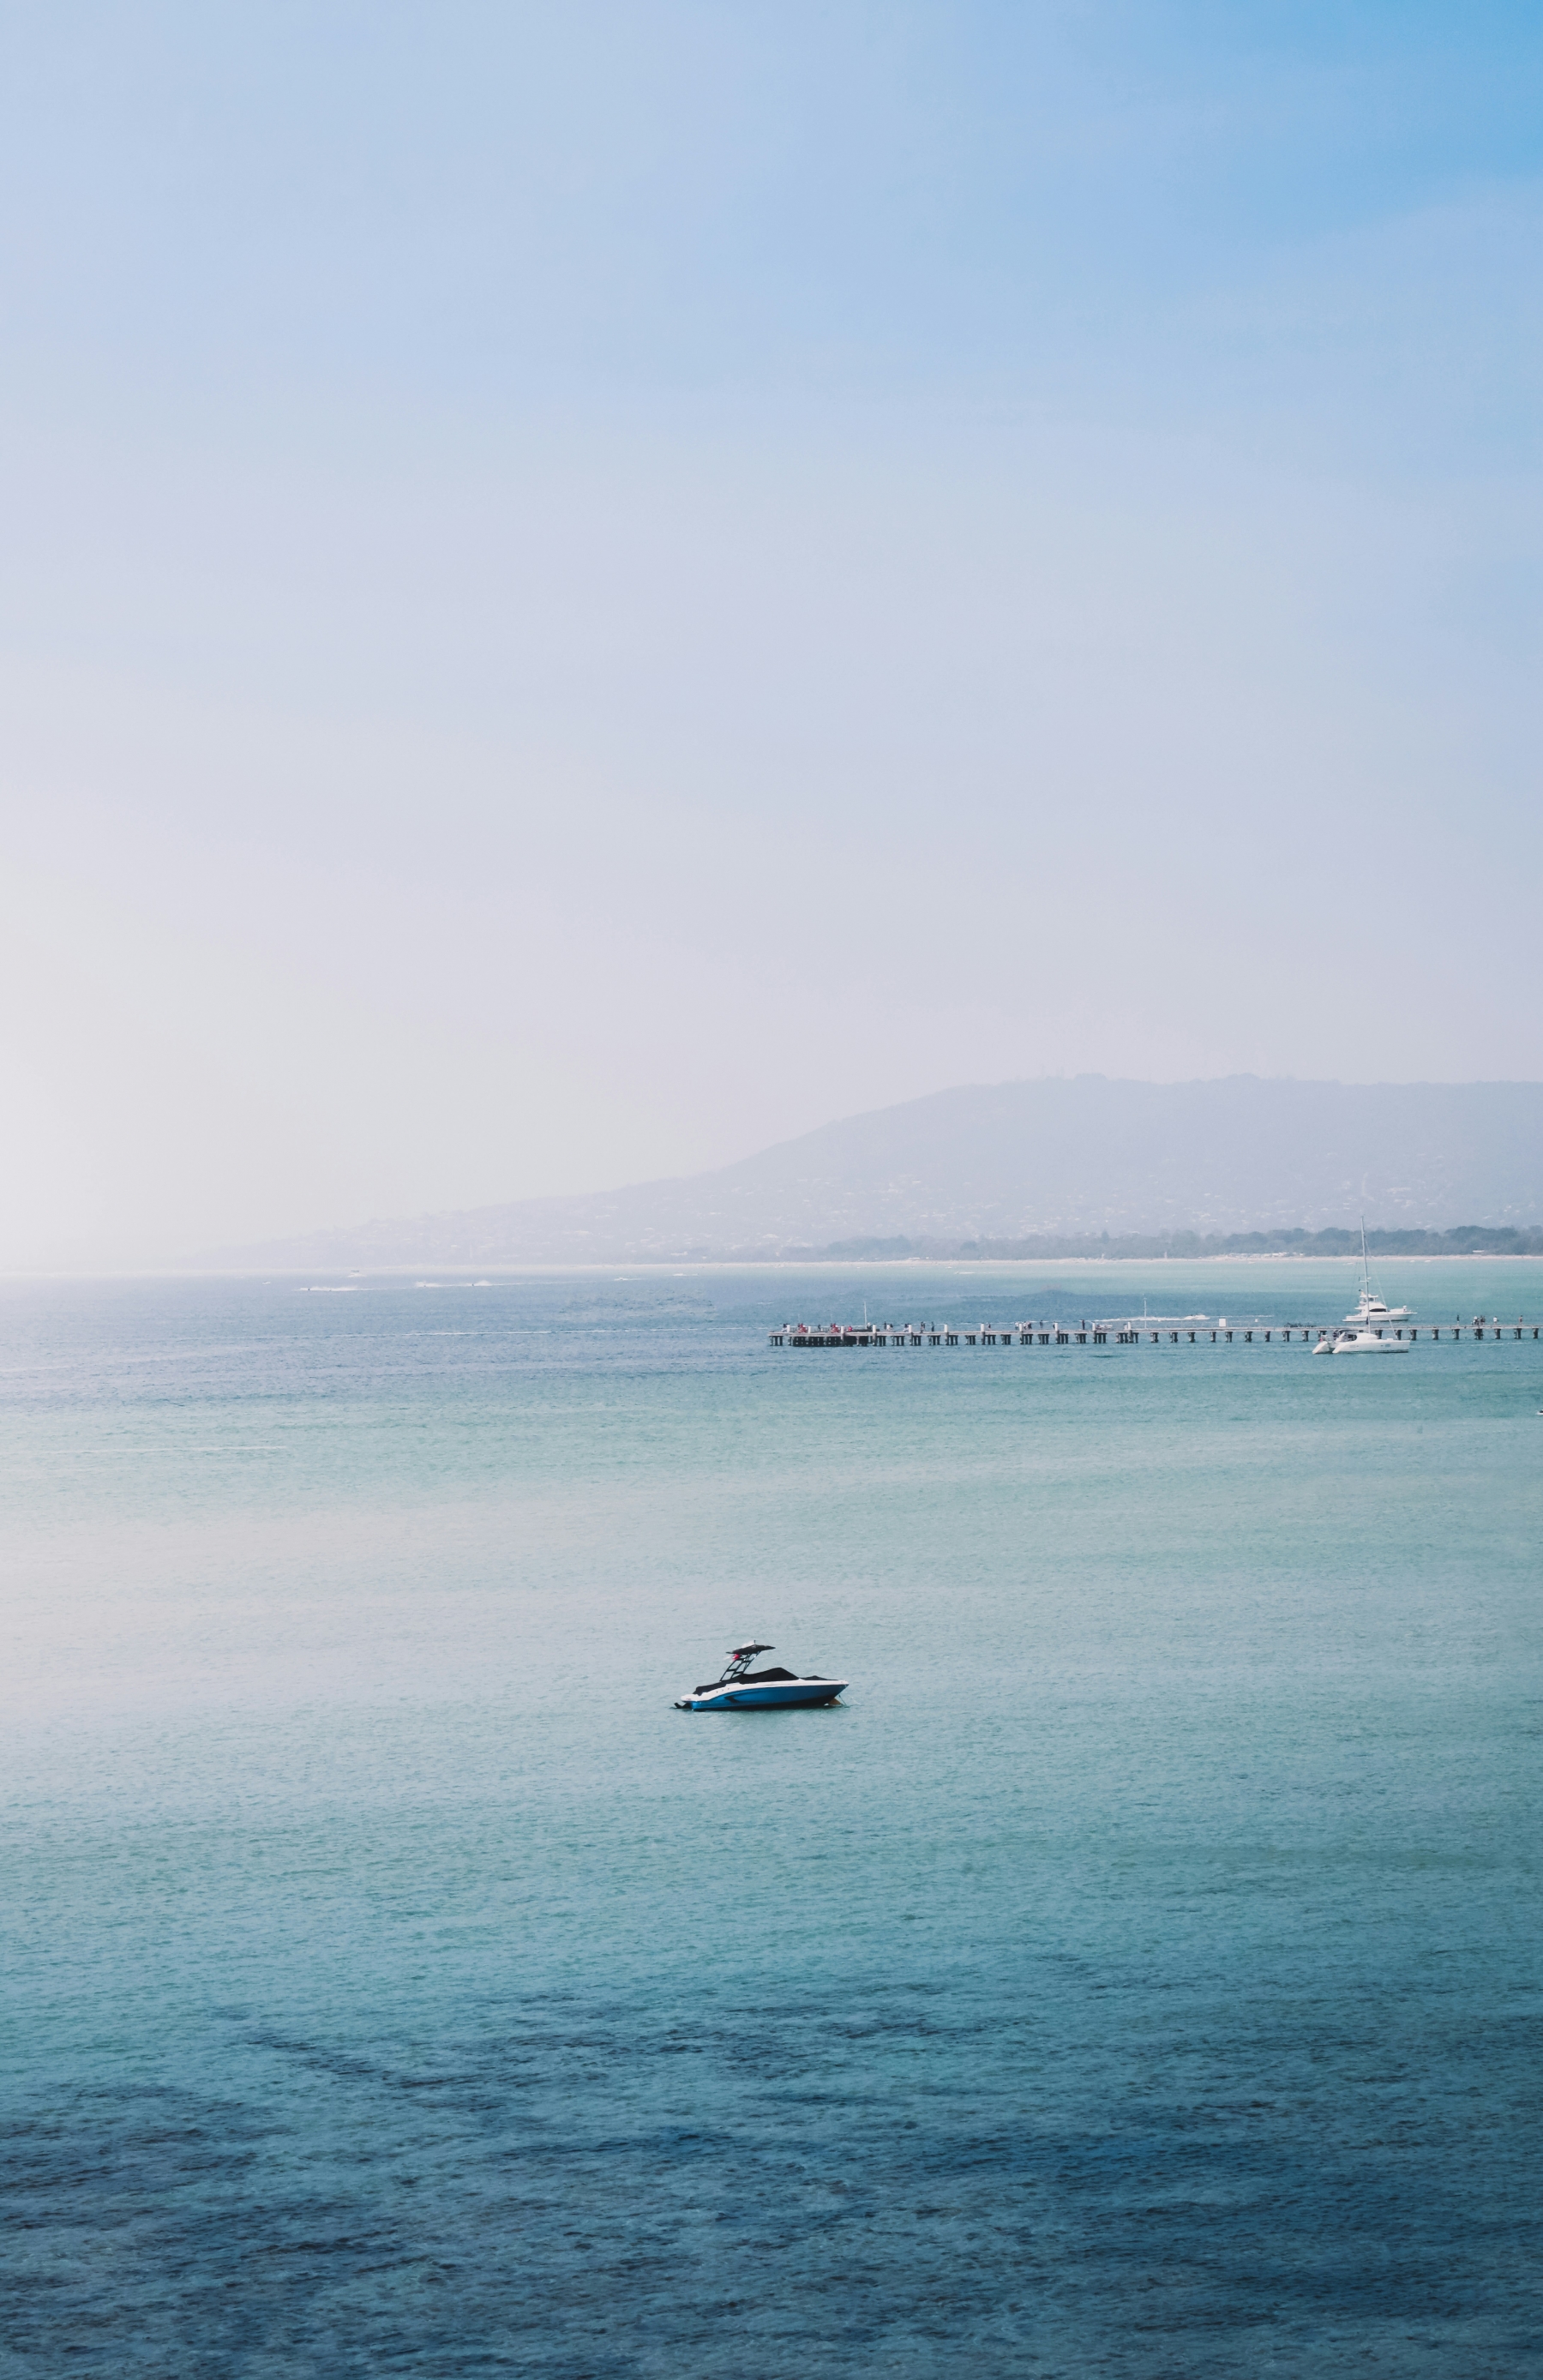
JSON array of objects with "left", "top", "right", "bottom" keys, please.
[{"left": 681, "top": 1681, "right": 847, "bottom": 1710}]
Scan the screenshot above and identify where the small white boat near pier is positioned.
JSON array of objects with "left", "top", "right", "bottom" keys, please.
[{"left": 1314, "top": 1327, "right": 1411, "bottom": 1355}]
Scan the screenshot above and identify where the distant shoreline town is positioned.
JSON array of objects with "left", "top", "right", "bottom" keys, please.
[
  {"left": 784, "top": 1227, "right": 1543, "bottom": 1262},
  {"left": 209, "top": 1223, "right": 1543, "bottom": 1276},
  {"left": 244, "top": 1228, "right": 1543, "bottom": 1277}
]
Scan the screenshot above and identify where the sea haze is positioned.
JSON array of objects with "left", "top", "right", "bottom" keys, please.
[
  {"left": 3, "top": 1264, "right": 1540, "bottom": 2377},
  {"left": 220, "top": 1079, "right": 1543, "bottom": 1270}
]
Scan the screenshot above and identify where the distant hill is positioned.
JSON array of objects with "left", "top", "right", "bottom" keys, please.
[{"left": 217, "top": 1077, "right": 1543, "bottom": 1268}]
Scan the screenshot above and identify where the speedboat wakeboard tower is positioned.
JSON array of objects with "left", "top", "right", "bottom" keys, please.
[{"left": 674, "top": 1642, "right": 849, "bottom": 1711}]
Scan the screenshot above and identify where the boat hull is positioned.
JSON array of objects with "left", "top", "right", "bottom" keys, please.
[{"left": 675, "top": 1679, "right": 848, "bottom": 1711}]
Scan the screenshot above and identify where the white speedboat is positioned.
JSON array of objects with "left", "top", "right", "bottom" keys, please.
[
  {"left": 1344, "top": 1289, "right": 1412, "bottom": 1326},
  {"left": 1344, "top": 1219, "right": 1412, "bottom": 1326},
  {"left": 674, "top": 1641, "right": 849, "bottom": 1711},
  {"left": 1315, "top": 1327, "right": 1411, "bottom": 1355}
]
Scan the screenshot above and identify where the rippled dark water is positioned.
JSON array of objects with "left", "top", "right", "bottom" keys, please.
[{"left": 3, "top": 1265, "right": 1540, "bottom": 2373}]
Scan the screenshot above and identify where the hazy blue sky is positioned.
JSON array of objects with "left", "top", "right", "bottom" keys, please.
[{"left": 3, "top": 3, "right": 1540, "bottom": 1261}]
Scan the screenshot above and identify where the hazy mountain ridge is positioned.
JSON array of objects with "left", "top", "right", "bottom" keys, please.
[{"left": 218, "top": 1078, "right": 1543, "bottom": 1269}]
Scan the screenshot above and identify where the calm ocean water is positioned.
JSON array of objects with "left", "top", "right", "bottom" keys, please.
[{"left": 3, "top": 1261, "right": 1540, "bottom": 2377}]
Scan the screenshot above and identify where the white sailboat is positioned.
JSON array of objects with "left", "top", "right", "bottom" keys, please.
[{"left": 1344, "top": 1219, "right": 1412, "bottom": 1327}]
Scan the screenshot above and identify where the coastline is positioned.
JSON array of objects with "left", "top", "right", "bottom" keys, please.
[{"left": 9, "top": 1252, "right": 1543, "bottom": 1283}]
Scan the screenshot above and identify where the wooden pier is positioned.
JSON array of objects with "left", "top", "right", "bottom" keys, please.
[{"left": 769, "top": 1322, "right": 1540, "bottom": 1349}]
